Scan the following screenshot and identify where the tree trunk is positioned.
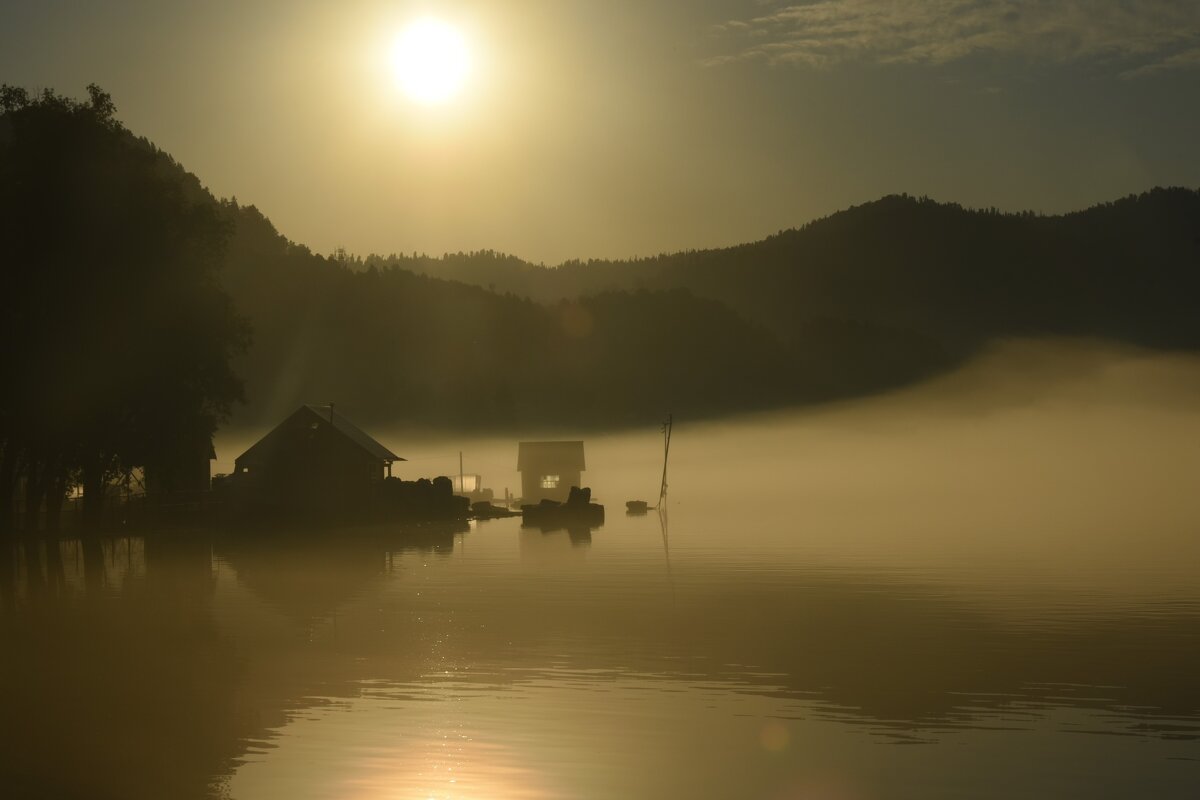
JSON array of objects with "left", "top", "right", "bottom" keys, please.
[
  {"left": 0, "top": 443, "right": 17, "bottom": 538},
  {"left": 82, "top": 452, "right": 105, "bottom": 532},
  {"left": 45, "top": 464, "right": 67, "bottom": 537},
  {"left": 0, "top": 539, "right": 15, "bottom": 611},
  {"left": 23, "top": 454, "right": 48, "bottom": 535}
]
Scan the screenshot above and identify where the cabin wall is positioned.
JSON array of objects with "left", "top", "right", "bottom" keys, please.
[
  {"left": 520, "top": 463, "right": 583, "bottom": 504},
  {"left": 234, "top": 424, "right": 384, "bottom": 513}
]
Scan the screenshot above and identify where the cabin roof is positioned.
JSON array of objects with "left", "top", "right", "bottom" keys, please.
[
  {"left": 517, "top": 441, "right": 585, "bottom": 472},
  {"left": 236, "top": 405, "right": 403, "bottom": 465},
  {"left": 304, "top": 405, "right": 403, "bottom": 462}
]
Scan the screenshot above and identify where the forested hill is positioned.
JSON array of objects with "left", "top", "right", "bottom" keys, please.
[
  {"left": 220, "top": 205, "right": 794, "bottom": 430},
  {"left": 9, "top": 86, "right": 1198, "bottom": 435},
  {"left": 231, "top": 188, "right": 1200, "bottom": 430},
  {"left": 0, "top": 86, "right": 791, "bottom": 438},
  {"left": 370, "top": 188, "right": 1200, "bottom": 353}
]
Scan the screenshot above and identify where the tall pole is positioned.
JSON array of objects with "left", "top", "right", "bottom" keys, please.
[
  {"left": 459, "top": 451, "right": 464, "bottom": 495},
  {"left": 657, "top": 414, "right": 672, "bottom": 508}
]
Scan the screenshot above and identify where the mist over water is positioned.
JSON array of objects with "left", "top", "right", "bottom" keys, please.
[
  {"left": 218, "top": 336, "right": 1200, "bottom": 592},
  {"left": 7, "top": 338, "right": 1200, "bottom": 799}
]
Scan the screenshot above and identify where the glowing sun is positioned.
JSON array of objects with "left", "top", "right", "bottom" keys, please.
[{"left": 390, "top": 18, "right": 471, "bottom": 105}]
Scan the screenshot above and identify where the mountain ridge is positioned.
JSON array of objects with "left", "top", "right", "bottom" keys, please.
[
  {"left": 9, "top": 86, "right": 1197, "bottom": 430},
  {"left": 229, "top": 185, "right": 1200, "bottom": 428}
]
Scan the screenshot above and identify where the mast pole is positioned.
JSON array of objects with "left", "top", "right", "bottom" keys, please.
[{"left": 657, "top": 414, "right": 672, "bottom": 508}]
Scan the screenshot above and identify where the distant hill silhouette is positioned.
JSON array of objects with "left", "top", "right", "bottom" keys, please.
[
  {"left": 372, "top": 191, "right": 1200, "bottom": 342},
  {"left": 8, "top": 86, "right": 1198, "bottom": 436},
  {"left": 363, "top": 189, "right": 1200, "bottom": 412},
  {"left": 220, "top": 204, "right": 793, "bottom": 430},
  {"left": 224, "top": 188, "right": 1200, "bottom": 430}
]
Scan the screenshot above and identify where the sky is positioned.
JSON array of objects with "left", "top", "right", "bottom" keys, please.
[{"left": 2, "top": 0, "right": 1199, "bottom": 264}]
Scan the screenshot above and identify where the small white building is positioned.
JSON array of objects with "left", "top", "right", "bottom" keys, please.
[{"left": 517, "top": 441, "right": 585, "bottom": 504}]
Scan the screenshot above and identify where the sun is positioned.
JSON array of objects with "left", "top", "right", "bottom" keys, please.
[{"left": 390, "top": 18, "right": 471, "bottom": 106}]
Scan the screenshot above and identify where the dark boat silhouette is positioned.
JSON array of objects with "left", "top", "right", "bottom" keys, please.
[{"left": 521, "top": 486, "right": 604, "bottom": 528}]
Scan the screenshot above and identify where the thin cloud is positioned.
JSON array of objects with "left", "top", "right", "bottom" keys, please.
[
  {"left": 706, "top": 0, "right": 1200, "bottom": 77},
  {"left": 1120, "top": 46, "right": 1200, "bottom": 78}
]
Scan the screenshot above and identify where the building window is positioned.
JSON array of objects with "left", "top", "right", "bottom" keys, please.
[{"left": 540, "top": 474, "right": 560, "bottom": 489}]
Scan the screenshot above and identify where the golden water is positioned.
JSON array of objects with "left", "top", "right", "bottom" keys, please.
[{"left": 5, "top": 350, "right": 1200, "bottom": 799}]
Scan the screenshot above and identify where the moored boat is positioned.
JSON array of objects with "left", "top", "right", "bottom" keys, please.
[{"left": 522, "top": 486, "right": 604, "bottom": 528}]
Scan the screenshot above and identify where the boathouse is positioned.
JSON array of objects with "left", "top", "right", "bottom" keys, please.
[
  {"left": 145, "top": 433, "right": 216, "bottom": 496},
  {"left": 233, "top": 405, "right": 403, "bottom": 511},
  {"left": 517, "top": 441, "right": 585, "bottom": 504}
]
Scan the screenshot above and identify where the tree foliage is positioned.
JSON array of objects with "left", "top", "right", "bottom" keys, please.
[{"left": 0, "top": 85, "right": 248, "bottom": 532}]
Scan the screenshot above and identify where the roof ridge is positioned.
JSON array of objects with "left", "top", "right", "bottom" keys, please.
[{"left": 303, "top": 405, "right": 403, "bottom": 463}]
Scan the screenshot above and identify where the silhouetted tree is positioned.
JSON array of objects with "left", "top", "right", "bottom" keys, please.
[{"left": 0, "top": 84, "right": 248, "bottom": 533}]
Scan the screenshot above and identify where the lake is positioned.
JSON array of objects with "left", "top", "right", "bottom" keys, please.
[{"left": 3, "top": 346, "right": 1200, "bottom": 799}]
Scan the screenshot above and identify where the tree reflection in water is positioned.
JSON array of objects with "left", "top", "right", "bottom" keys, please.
[{"left": 0, "top": 515, "right": 1197, "bottom": 799}]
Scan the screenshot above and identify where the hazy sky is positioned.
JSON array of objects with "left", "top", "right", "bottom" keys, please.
[{"left": 3, "top": 0, "right": 1199, "bottom": 263}]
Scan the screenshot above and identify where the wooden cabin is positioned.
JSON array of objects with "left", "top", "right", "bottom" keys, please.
[
  {"left": 233, "top": 405, "right": 403, "bottom": 513},
  {"left": 144, "top": 434, "right": 216, "bottom": 497},
  {"left": 517, "top": 441, "right": 585, "bottom": 504}
]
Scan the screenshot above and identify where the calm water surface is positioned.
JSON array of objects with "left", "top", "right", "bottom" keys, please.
[{"left": 3, "top": 397, "right": 1200, "bottom": 799}]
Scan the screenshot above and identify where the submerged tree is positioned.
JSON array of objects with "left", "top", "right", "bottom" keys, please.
[{"left": 0, "top": 84, "right": 248, "bottom": 533}]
